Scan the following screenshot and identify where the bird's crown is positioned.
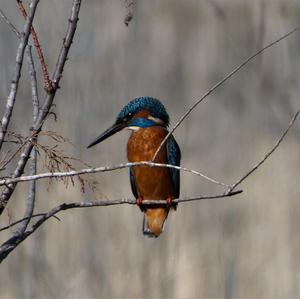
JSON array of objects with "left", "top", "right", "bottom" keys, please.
[{"left": 117, "top": 97, "right": 169, "bottom": 125}]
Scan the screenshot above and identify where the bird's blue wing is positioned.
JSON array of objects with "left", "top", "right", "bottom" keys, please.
[
  {"left": 167, "top": 135, "right": 181, "bottom": 198},
  {"left": 129, "top": 168, "right": 138, "bottom": 198}
]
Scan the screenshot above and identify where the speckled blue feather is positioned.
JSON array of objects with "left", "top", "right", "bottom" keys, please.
[{"left": 117, "top": 97, "right": 169, "bottom": 125}]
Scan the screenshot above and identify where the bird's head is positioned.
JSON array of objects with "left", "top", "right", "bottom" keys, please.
[{"left": 87, "top": 97, "right": 169, "bottom": 148}]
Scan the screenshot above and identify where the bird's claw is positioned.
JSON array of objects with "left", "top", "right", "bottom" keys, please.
[
  {"left": 166, "top": 197, "right": 177, "bottom": 210},
  {"left": 136, "top": 196, "right": 145, "bottom": 211}
]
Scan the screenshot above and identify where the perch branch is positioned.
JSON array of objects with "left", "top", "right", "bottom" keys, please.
[
  {"left": 0, "top": 189, "right": 242, "bottom": 262},
  {"left": 0, "top": 161, "right": 229, "bottom": 187}
]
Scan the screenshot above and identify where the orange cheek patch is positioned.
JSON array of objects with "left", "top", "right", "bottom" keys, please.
[{"left": 133, "top": 110, "right": 150, "bottom": 118}]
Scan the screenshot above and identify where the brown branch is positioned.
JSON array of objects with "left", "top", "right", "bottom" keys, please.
[
  {"left": 151, "top": 25, "right": 300, "bottom": 162},
  {"left": 17, "top": 0, "right": 53, "bottom": 93},
  {"left": 0, "top": 0, "right": 82, "bottom": 216}
]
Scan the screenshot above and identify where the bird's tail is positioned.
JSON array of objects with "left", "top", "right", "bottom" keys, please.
[{"left": 143, "top": 207, "right": 169, "bottom": 238}]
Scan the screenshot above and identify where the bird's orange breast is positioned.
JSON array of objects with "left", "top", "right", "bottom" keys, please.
[{"left": 127, "top": 126, "right": 175, "bottom": 200}]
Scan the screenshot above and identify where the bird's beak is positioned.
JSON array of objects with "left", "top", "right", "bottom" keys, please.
[{"left": 87, "top": 122, "right": 127, "bottom": 148}]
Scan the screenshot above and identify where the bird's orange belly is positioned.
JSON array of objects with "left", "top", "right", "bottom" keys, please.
[
  {"left": 132, "top": 166, "right": 174, "bottom": 200},
  {"left": 127, "top": 126, "right": 175, "bottom": 200}
]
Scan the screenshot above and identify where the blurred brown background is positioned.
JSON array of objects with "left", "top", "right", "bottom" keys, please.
[{"left": 0, "top": 0, "right": 300, "bottom": 298}]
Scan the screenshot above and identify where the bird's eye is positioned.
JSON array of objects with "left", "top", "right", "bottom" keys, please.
[{"left": 123, "top": 113, "right": 133, "bottom": 122}]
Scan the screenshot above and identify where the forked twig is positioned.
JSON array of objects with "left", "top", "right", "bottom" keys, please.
[{"left": 228, "top": 109, "right": 300, "bottom": 192}]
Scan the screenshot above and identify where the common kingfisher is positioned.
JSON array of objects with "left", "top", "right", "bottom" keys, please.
[{"left": 87, "top": 97, "right": 181, "bottom": 237}]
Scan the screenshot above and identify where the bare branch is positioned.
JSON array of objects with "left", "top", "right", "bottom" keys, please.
[
  {"left": 0, "top": 161, "right": 229, "bottom": 187},
  {"left": 151, "top": 25, "right": 300, "bottom": 162},
  {"left": 0, "top": 213, "right": 57, "bottom": 232},
  {"left": 0, "top": 189, "right": 242, "bottom": 262},
  {"left": 0, "top": 0, "right": 40, "bottom": 151},
  {"left": 228, "top": 109, "right": 300, "bottom": 192},
  {"left": 14, "top": 46, "right": 39, "bottom": 235},
  {"left": 0, "top": 0, "right": 82, "bottom": 216}
]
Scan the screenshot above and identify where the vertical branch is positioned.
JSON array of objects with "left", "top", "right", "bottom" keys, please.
[
  {"left": 15, "top": 46, "right": 39, "bottom": 235},
  {"left": 0, "top": 0, "right": 40, "bottom": 151}
]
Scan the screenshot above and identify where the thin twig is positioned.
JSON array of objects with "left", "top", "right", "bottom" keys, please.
[
  {"left": 0, "top": 161, "right": 229, "bottom": 187},
  {"left": 0, "top": 0, "right": 40, "bottom": 151},
  {"left": 0, "top": 213, "right": 60, "bottom": 232},
  {"left": 0, "top": 7, "right": 20, "bottom": 37},
  {"left": 151, "top": 25, "right": 300, "bottom": 162},
  {"left": 228, "top": 109, "right": 300, "bottom": 192}
]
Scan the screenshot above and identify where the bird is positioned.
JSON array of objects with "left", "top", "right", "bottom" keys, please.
[{"left": 87, "top": 97, "right": 181, "bottom": 237}]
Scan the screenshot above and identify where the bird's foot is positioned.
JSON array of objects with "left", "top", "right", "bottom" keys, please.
[
  {"left": 166, "top": 197, "right": 177, "bottom": 210},
  {"left": 136, "top": 196, "right": 144, "bottom": 211}
]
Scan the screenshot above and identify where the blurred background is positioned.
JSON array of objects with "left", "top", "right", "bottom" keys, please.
[{"left": 0, "top": 0, "right": 300, "bottom": 298}]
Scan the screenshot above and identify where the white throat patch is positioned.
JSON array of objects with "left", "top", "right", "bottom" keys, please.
[{"left": 127, "top": 126, "right": 140, "bottom": 131}]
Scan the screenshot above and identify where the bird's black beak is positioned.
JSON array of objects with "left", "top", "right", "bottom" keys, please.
[{"left": 87, "top": 122, "right": 127, "bottom": 148}]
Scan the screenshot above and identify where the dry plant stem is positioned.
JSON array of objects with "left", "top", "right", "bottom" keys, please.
[
  {"left": 0, "top": 161, "right": 229, "bottom": 187},
  {"left": 151, "top": 25, "right": 300, "bottom": 162},
  {"left": 0, "top": 0, "right": 40, "bottom": 151},
  {"left": 228, "top": 109, "right": 300, "bottom": 192},
  {"left": 17, "top": 0, "right": 52, "bottom": 92},
  {"left": 124, "top": 0, "right": 134, "bottom": 26},
  {"left": 0, "top": 0, "right": 82, "bottom": 216}
]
